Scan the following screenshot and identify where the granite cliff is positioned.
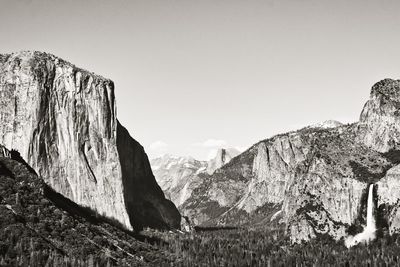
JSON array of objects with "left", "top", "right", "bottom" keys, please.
[
  {"left": 206, "top": 148, "right": 240, "bottom": 174},
  {"left": 173, "top": 79, "right": 400, "bottom": 242},
  {"left": 357, "top": 79, "right": 400, "bottom": 152},
  {"left": 0, "top": 51, "right": 180, "bottom": 231},
  {"left": 364, "top": 79, "right": 400, "bottom": 236}
]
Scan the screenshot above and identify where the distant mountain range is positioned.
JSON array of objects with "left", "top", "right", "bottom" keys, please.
[{"left": 150, "top": 148, "right": 240, "bottom": 208}]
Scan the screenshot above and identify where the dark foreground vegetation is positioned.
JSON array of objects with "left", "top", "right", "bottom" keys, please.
[
  {"left": 143, "top": 227, "right": 400, "bottom": 266},
  {"left": 0, "top": 157, "right": 176, "bottom": 266},
  {"left": 2, "top": 155, "right": 400, "bottom": 266}
]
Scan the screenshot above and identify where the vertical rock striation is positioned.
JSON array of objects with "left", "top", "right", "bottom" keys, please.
[
  {"left": 237, "top": 134, "right": 308, "bottom": 212},
  {"left": 0, "top": 51, "right": 180, "bottom": 230},
  {"left": 147, "top": 77, "right": 400, "bottom": 241},
  {"left": 376, "top": 165, "right": 400, "bottom": 234},
  {"left": 357, "top": 79, "right": 400, "bottom": 235},
  {"left": 181, "top": 118, "right": 396, "bottom": 242}
]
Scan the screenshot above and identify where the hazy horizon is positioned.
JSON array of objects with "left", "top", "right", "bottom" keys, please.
[{"left": 2, "top": 0, "right": 400, "bottom": 160}]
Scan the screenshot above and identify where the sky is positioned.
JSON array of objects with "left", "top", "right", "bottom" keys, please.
[{"left": 1, "top": 0, "right": 400, "bottom": 160}]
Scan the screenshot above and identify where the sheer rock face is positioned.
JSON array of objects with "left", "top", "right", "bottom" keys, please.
[
  {"left": 147, "top": 78, "right": 400, "bottom": 242},
  {"left": 234, "top": 125, "right": 385, "bottom": 242},
  {"left": 149, "top": 78, "right": 400, "bottom": 241},
  {"left": 283, "top": 156, "right": 366, "bottom": 243},
  {"left": 206, "top": 148, "right": 240, "bottom": 175},
  {"left": 0, "top": 51, "right": 180, "bottom": 230},
  {"left": 357, "top": 79, "right": 400, "bottom": 152},
  {"left": 181, "top": 121, "right": 394, "bottom": 241},
  {"left": 116, "top": 123, "right": 181, "bottom": 229},
  {"left": 357, "top": 79, "right": 400, "bottom": 235},
  {"left": 237, "top": 134, "right": 308, "bottom": 212},
  {"left": 377, "top": 165, "right": 400, "bottom": 234}
]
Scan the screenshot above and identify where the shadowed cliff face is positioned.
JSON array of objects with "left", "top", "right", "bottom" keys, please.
[
  {"left": 116, "top": 122, "right": 181, "bottom": 230},
  {"left": 0, "top": 51, "right": 180, "bottom": 231}
]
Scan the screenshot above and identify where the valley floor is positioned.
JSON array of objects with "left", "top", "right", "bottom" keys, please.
[{"left": 144, "top": 226, "right": 400, "bottom": 266}]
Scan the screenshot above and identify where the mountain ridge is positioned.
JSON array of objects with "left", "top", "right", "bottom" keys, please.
[
  {"left": 150, "top": 148, "right": 241, "bottom": 214},
  {"left": 152, "top": 79, "right": 400, "bottom": 242}
]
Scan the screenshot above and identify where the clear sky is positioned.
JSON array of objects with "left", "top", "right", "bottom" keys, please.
[{"left": 1, "top": 0, "right": 400, "bottom": 159}]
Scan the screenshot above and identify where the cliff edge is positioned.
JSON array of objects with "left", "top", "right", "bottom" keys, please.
[{"left": 0, "top": 51, "right": 180, "bottom": 231}]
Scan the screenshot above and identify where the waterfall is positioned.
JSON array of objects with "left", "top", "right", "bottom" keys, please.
[
  {"left": 366, "top": 184, "right": 376, "bottom": 232},
  {"left": 345, "top": 184, "right": 376, "bottom": 248}
]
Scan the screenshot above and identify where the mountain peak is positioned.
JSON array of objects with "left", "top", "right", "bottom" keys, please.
[
  {"left": 207, "top": 147, "right": 240, "bottom": 174},
  {"left": 358, "top": 78, "right": 400, "bottom": 152},
  {"left": 371, "top": 78, "right": 400, "bottom": 99},
  {"left": 0, "top": 51, "right": 110, "bottom": 83},
  {"left": 310, "top": 120, "right": 343, "bottom": 129}
]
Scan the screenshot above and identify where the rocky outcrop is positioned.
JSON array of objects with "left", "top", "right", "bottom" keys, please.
[
  {"left": 357, "top": 79, "right": 400, "bottom": 152},
  {"left": 237, "top": 134, "right": 308, "bottom": 212},
  {"left": 356, "top": 79, "right": 400, "bottom": 235},
  {"left": 206, "top": 148, "right": 240, "bottom": 174},
  {"left": 283, "top": 155, "right": 367, "bottom": 243},
  {"left": 0, "top": 51, "right": 180, "bottom": 230},
  {"left": 377, "top": 165, "right": 400, "bottom": 234},
  {"left": 180, "top": 119, "right": 397, "bottom": 242}
]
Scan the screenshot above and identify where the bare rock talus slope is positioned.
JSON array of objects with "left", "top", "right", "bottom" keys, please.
[{"left": 0, "top": 51, "right": 180, "bottom": 231}]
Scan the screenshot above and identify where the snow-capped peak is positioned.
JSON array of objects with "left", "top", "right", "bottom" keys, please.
[{"left": 310, "top": 120, "right": 343, "bottom": 129}]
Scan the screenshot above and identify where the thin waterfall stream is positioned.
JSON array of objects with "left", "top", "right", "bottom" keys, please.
[{"left": 345, "top": 184, "right": 376, "bottom": 248}]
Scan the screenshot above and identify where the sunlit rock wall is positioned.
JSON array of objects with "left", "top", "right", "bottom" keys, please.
[{"left": 0, "top": 51, "right": 180, "bottom": 230}]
